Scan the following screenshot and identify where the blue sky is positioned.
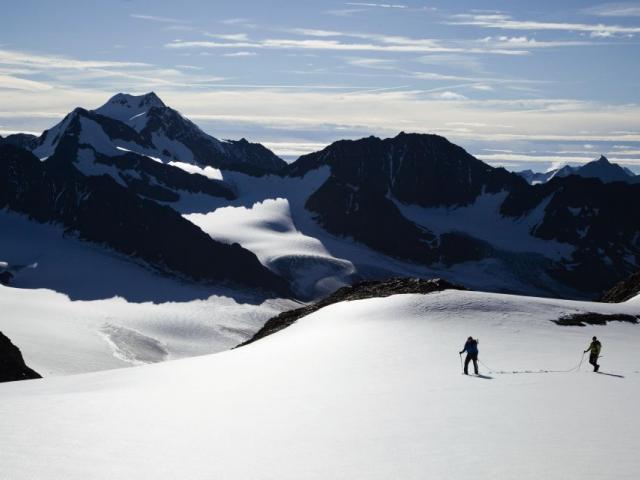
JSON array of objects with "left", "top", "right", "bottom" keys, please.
[{"left": 1, "top": 0, "right": 640, "bottom": 171}]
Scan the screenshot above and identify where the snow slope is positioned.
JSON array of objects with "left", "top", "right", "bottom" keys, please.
[
  {"left": 1, "top": 290, "right": 639, "bottom": 479},
  {"left": 0, "top": 210, "right": 296, "bottom": 375}
]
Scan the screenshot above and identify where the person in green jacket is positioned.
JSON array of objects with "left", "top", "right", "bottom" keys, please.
[{"left": 584, "top": 336, "right": 602, "bottom": 372}]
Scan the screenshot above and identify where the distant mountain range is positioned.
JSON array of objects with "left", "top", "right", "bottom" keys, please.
[
  {"left": 2, "top": 92, "right": 639, "bottom": 300},
  {"left": 516, "top": 155, "right": 638, "bottom": 185}
]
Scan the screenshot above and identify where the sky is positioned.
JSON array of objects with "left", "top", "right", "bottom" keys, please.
[{"left": 1, "top": 0, "right": 640, "bottom": 172}]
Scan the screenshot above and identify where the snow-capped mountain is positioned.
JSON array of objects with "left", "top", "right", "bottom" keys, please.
[
  {"left": 285, "top": 133, "right": 640, "bottom": 297},
  {"left": 0, "top": 143, "right": 289, "bottom": 296},
  {"left": 4, "top": 97, "right": 640, "bottom": 305},
  {"left": 27, "top": 92, "right": 285, "bottom": 175},
  {"left": 517, "top": 155, "right": 638, "bottom": 185},
  {"left": 92, "top": 92, "right": 286, "bottom": 174}
]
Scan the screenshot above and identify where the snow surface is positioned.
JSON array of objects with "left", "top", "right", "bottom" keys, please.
[
  {"left": 94, "top": 92, "right": 165, "bottom": 125},
  {"left": 395, "top": 192, "right": 574, "bottom": 261},
  {"left": 0, "top": 210, "right": 296, "bottom": 375},
  {"left": 1, "top": 290, "right": 639, "bottom": 479}
]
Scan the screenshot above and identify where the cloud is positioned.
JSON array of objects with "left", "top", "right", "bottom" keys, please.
[
  {"left": 262, "top": 141, "right": 330, "bottom": 157},
  {"left": 288, "top": 28, "right": 346, "bottom": 37},
  {"left": 205, "top": 33, "right": 251, "bottom": 41},
  {"left": 165, "top": 36, "right": 530, "bottom": 55},
  {"left": 583, "top": 3, "right": 640, "bottom": 17},
  {"left": 0, "top": 48, "right": 149, "bottom": 70},
  {"left": 0, "top": 48, "right": 228, "bottom": 92},
  {"left": 130, "top": 14, "right": 190, "bottom": 24},
  {"left": 345, "top": 2, "right": 407, "bottom": 8},
  {"left": 434, "top": 91, "right": 468, "bottom": 100},
  {"left": 220, "top": 18, "right": 252, "bottom": 25},
  {"left": 326, "top": 8, "right": 366, "bottom": 17},
  {"left": 0, "top": 75, "right": 53, "bottom": 92},
  {"left": 449, "top": 13, "right": 640, "bottom": 35},
  {"left": 223, "top": 51, "right": 258, "bottom": 57},
  {"left": 345, "top": 57, "right": 396, "bottom": 69}
]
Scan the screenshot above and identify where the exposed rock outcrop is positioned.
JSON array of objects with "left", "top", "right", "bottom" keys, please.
[
  {"left": 0, "top": 331, "right": 41, "bottom": 383},
  {"left": 238, "top": 277, "right": 465, "bottom": 346}
]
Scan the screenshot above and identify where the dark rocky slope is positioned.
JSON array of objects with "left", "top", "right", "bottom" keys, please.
[
  {"left": 238, "top": 278, "right": 465, "bottom": 346},
  {"left": 287, "top": 133, "right": 640, "bottom": 298},
  {"left": 600, "top": 271, "right": 640, "bottom": 303},
  {"left": 0, "top": 144, "right": 289, "bottom": 296},
  {"left": 0, "top": 332, "right": 41, "bottom": 383}
]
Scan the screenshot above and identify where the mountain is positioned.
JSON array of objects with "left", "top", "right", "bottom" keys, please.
[
  {"left": 575, "top": 155, "right": 636, "bottom": 183},
  {"left": 0, "top": 144, "right": 289, "bottom": 296},
  {"left": 0, "top": 331, "right": 41, "bottom": 383},
  {"left": 285, "top": 133, "right": 640, "bottom": 297},
  {"left": 288, "top": 133, "right": 524, "bottom": 266},
  {"left": 0, "top": 133, "right": 38, "bottom": 150},
  {"left": 516, "top": 155, "right": 637, "bottom": 185},
  {"left": 91, "top": 92, "right": 286, "bottom": 174}
]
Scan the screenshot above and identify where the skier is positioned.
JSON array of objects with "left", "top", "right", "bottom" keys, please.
[
  {"left": 459, "top": 336, "right": 479, "bottom": 375},
  {"left": 584, "top": 336, "right": 602, "bottom": 372}
]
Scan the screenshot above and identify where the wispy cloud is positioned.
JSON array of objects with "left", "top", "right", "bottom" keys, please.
[
  {"left": 583, "top": 3, "right": 640, "bottom": 17},
  {"left": 345, "top": 2, "right": 407, "bottom": 8},
  {"left": 222, "top": 51, "right": 258, "bottom": 57},
  {"left": 130, "top": 14, "right": 190, "bottom": 24},
  {"left": 0, "top": 48, "right": 225, "bottom": 91},
  {"left": 165, "top": 35, "right": 530, "bottom": 55},
  {"left": 0, "top": 74, "right": 53, "bottom": 92},
  {"left": 449, "top": 13, "right": 640, "bottom": 35},
  {"left": 205, "top": 33, "right": 251, "bottom": 41}
]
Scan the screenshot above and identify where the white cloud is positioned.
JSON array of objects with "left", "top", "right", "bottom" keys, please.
[
  {"left": 583, "top": 3, "right": 640, "bottom": 17},
  {"left": 433, "top": 90, "right": 468, "bottom": 100},
  {"left": 0, "top": 75, "right": 53, "bottom": 92},
  {"left": 345, "top": 57, "right": 396, "bottom": 69},
  {"left": 205, "top": 33, "right": 251, "bottom": 41},
  {"left": 223, "top": 51, "right": 258, "bottom": 57},
  {"left": 165, "top": 36, "right": 529, "bottom": 55},
  {"left": 130, "top": 14, "right": 190, "bottom": 24},
  {"left": 472, "top": 85, "right": 494, "bottom": 91},
  {"left": 0, "top": 48, "right": 149, "bottom": 70},
  {"left": 345, "top": 2, "right": 407, "bottom": 8},
  {"left": 449, "top": 13, "right": 640, "bottom": 35},
  {"left": 262, "top": 141, "right": 330, "bottom": 156},
  {"left": 220, "top": 18, "right": 252, "bottom": 25},
  {"left": 288, "top": 28, "right": 346, "bottom": 37}
]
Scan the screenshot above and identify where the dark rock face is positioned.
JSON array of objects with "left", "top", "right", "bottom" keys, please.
[
  {"left": 502, "top": 176, "right": 640, "bottom": 294},
  {"left": 1, "top": 133, "right": 38, "bottom": 150},
  {"left": 600, "top": 271, "right": 640, "bottom": 303},
  {"left": 287, "top": 133, "right": 640, "bottom": 298},
  {"left": 0, "top": 331, "right": 41, "bottom": 383},
  {"left": 292, "top": 133, "right": 516, "bottom": 265},
  {"left": 138, "top": 106, "right": 287, "bottom": 175},
  {"left": 554, "top": 313, "right": 639, "bottom": 326},
  {"left": 239, "top": 277, "right": 465, "bottom": 346},
  {"left": 0, "top": 271, "right": 13, "bottom": 286},
  {"left": 0, "top": 144, "right": 290, "bottom": 296}
]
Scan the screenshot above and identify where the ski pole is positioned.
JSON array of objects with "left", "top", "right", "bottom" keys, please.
[{"left": 459, "top": 352, "right": 464, "bottom": 373}]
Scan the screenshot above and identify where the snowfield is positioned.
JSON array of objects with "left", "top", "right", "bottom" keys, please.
[
  {"left": 0, "top": 209, "right": 296, "bottom": 376},
  {"left": 1, "top": 290, "right": 639, "bottom": 479}
]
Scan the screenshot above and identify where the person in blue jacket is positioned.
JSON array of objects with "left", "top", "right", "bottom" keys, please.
[{"left": 459, "top": 336, "right": 479, "bottom": 375}]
